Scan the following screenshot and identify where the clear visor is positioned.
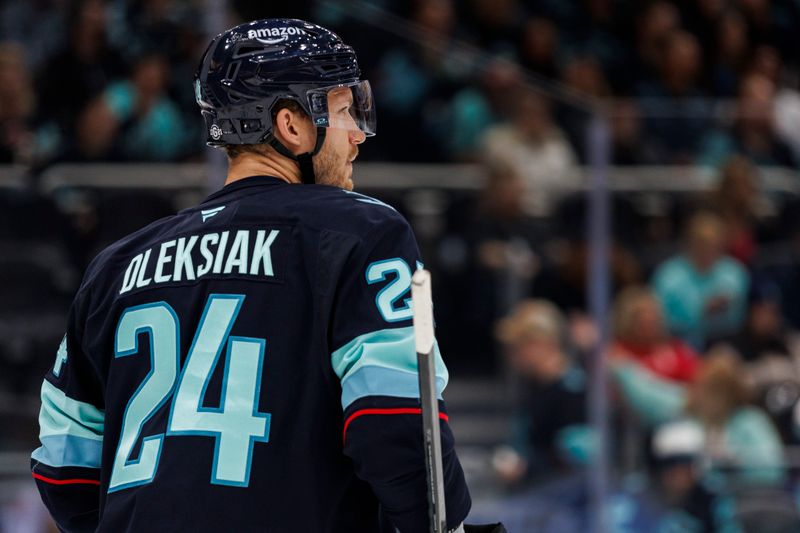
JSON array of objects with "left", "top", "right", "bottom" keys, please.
[{"left": 306, "top": 80, "right": 376, "bottom": 136}]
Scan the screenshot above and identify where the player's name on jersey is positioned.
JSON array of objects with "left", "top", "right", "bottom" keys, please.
[{"left": 119, "top": 229, "right": 280, "bottom": 295}]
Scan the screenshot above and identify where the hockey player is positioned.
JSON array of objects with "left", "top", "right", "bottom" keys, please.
[{"left": 31, "top": 18, "right": 475, "bottom": 532}]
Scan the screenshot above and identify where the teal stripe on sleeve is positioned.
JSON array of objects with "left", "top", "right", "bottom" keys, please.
[
  {"left": 332, "top": 326, "right": 449, "bottom": 410},
  {"left": 38, "top": 379, "right": 104, "bottom": 440},
  {"left": 341, "top": 366, "right": 447, "bottom": 410},
  {"left": 32, "top": 434, "right": 102, "bottom": 469}
]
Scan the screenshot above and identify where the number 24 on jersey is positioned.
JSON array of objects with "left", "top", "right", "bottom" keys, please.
[{"left": 108, "top": 294, "right": 270, "bottom": 493}]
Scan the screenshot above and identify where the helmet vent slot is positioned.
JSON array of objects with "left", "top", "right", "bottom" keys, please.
[
  {"left": 201, "top": 85, "right": 221, "bottom": 107},
  {"left": 235, "top": 46, "right": 262, "bottom": 57},
  {"left": 234, "top": 45, "right": 285, "bottom": 58},
  {"left": 225, "top": 61, "right": 240, "bottom": 82}
]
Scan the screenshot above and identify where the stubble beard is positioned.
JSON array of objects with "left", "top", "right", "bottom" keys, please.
[{"left": 312, "top": 144, "right": 354, "bottom": 191}]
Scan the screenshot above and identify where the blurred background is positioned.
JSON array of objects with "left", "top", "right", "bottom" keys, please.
[{"left": 2, "top": 0, "right": 800, "bottom": 531}]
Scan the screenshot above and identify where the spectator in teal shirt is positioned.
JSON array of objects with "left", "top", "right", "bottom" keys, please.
[
  {"left": 103, "top": 52, "right": 188, "bottom": 161},
  {"left": 652, "top": 211, "right": 749, "bottom": 350}
]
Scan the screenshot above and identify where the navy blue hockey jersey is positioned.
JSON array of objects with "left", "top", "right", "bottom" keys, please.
[{"left": 31, "top": 176, "right": 471, "bottom": 532}]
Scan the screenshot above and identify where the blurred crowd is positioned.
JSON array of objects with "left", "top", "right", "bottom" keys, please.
[
  {"left": 453, "top": 155, "right": 800, "bottom": 529},
  {"left": 353, "top": 0, "right": 800, "bottom": 170},
  {"left": 0, "top": 0, "right": 799, "bottom": 171},
  {"left": 0, "top": 0, "right": 209, "bottom": 167}
]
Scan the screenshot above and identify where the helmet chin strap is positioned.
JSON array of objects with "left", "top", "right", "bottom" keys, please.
[{"left": 268, "top": 127, "right": 326, "bottom": 185}]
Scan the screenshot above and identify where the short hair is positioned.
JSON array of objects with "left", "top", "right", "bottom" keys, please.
[
  {"left": 685, "top": 348, "right": 751, "bottom": 423},
  {"left": 685, "top": 210, "right": 726, "bottom": 245},
  {"left": 612, "top": 285, "right": 663, "bottom": 341},
  {"left": 223, "top": 99, "right": 307, "bottom": 159},
  {"left": 495, "top": 299, "right": 565, "bottom": 346}
]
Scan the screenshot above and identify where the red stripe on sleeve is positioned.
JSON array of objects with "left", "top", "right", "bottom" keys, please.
[
  {"left": 342, "top": 407, "right": 449, "bottom": 445},
  {"left": 32, "top": 472, "right": 101, "bottom": 486}
]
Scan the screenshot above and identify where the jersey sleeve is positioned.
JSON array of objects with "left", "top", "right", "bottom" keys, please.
[
  {"left": 329, "top": 212, "right": 471, "bottom": 532},
  {"left": 31, "top": 288, "right": 105, "bottom": 533}
]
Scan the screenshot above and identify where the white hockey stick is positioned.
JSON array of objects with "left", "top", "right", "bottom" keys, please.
[{"left": 412, "top": 269, "right": 447, "bottom": 533}]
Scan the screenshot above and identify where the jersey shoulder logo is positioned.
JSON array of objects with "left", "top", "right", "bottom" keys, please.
[{"left": 201, "top": 205, "right": 226, "bottom": 222}]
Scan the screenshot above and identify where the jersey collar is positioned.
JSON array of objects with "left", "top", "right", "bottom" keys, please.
[{"left": 204, "top": 175, "right": 289, "bottom": 202}]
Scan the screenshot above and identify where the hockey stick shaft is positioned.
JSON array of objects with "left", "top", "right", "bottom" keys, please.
[{"left": 412, "top": 269, "right": 447, "bottom": 533}]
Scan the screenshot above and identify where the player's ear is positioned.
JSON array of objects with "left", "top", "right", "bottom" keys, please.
[{"left": 273, "top": 107, "right": 314, "bottom": 154}]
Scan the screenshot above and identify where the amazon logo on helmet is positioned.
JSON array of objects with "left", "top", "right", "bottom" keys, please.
[{"left": 246, "top": 26, "right": 308, "bottom": 42}]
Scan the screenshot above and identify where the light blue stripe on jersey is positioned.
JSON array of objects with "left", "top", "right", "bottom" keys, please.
[
  {"left": 332, "top": 326, "right": 449, "bottom": 410},
  {"left": 32, "top": 435, "right": 102, "bottom": 469},
  {"left": 341, "top": 366, "right": 447, "bottom": 411},
  {"left": 37, "top": 379, "right": 104, "bottom": 440}
]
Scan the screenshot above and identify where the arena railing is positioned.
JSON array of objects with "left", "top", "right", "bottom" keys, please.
[{"left": 0, "top": 163, "right": 796, "bottom": 195}]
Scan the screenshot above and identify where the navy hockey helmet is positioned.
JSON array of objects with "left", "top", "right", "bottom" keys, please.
[{"left": 194, "top": 18, "right": 375, "bottom": 183}]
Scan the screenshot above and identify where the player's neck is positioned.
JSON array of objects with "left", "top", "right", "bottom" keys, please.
[{"left": 225, "top": 151, "right": 302, "bottom": 186}]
